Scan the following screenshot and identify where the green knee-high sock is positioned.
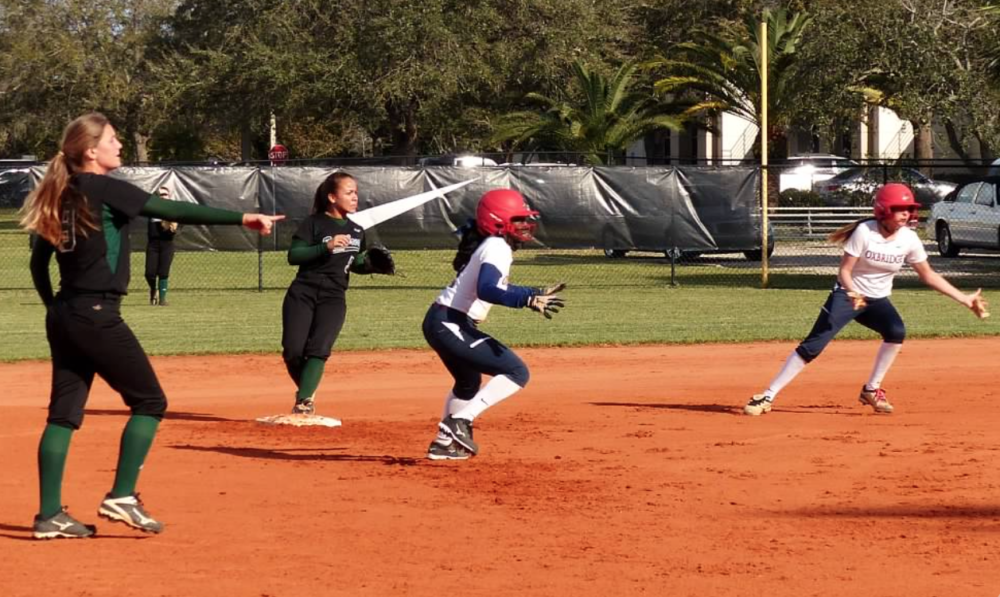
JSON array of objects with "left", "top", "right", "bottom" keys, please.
[
  {"left": 296, "top": 357, "right": 326, "bottom": 401},
  {"left": 38, "top": 423, "right": 74, "bottom": 519},
  {"left": 158, "top": 278, "right": 169, "bottom": 303},
  {"left": 111, "top": 415, "right": 161, "bottom": 498}
]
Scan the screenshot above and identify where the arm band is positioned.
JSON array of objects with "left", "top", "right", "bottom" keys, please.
[
  {"left": 140, "top": 196, "right": 244, "bottom": 225},
  {"left": 477, "top": 263, "right": 534, "bottom": 308},
  {"left": 287, "top": 237, "right": 328, "bottom": 265}
]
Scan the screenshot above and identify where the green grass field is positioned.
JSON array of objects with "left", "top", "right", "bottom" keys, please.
[
  {"left": 2, "top": 208, "right": 997, "bottom": 361},
  {"left": 0, "top": 267, "right": 995, "bottom": 361}
]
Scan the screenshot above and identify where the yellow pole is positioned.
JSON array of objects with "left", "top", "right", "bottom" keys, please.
[{"left": 759, "top": 19, "right": 769, "bottom": 288}]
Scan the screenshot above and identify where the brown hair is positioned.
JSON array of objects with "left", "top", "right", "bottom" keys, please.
[
  {"left": 311, "top": 171, "right": 356, "bottom": 215},
  {"left": 828, "top": 217, "right": 876, "bottom": 245},
  {"left": 20, "top": 113, "right": 107, "bottom": 244}
]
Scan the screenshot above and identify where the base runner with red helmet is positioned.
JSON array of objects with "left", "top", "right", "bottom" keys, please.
[
  {"left": 423, "top": 188, "right": 566, "bottom": 460},
  {"left": 744, "top": 183, "right": 989, "bottom": 417}
]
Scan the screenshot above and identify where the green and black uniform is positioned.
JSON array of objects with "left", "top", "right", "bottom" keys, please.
[
  {"left": 30, "top": 173, "right": 244, "bottom": 520},
  {"left": 281, "top": 213, "right": 380, "bottom": 404},
  {"left": 145, "top": 211, "right": 178, "bottom": 304}
]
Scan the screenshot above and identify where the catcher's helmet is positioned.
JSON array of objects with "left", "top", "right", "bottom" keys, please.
[
  {"left": 476, "top": 188, "right": 539, "bottom": 242},
  {"left": 873, "top": 183, "right": 920, "bottom": 222}
]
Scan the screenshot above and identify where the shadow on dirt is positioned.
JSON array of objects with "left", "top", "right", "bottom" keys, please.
[
  {"left": 0, "top": 522, "right": 150, "bottom": 541},
  {"left": 589, "top": 401, "right": 741, "bottom": 415},
  {"left": 781, "top": 506, "right": 1000, "bottom": 519},
  {"left": 589, "top": 401, "right": 867, "bottom": 417},
  {"left": 170, "top": 443, "right": 420, "bottom": 466},
  {"left": 84, "top": 409, "right": 240, "bottom": 423}
]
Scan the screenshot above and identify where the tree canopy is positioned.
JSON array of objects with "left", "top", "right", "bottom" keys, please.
[
  {"left": 1, "top": 0, "right": 999, "bottom": 163},
  {"left": 491, "top": 61, "right": 682, "bottom": 165}
]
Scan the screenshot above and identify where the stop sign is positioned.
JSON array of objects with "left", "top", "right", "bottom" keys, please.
[{"left": 268, "top": 144, "right": 289, "bottom": 165}]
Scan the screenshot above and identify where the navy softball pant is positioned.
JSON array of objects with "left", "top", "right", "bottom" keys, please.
[
  {"left": 45, "top": 293, "right": 167, "bottom": 429},
  {"left": 422, "top": 303, "right": 530, "bottom": 399},
  {"left": 796, "top": 287, "right": 906, "bottom": 363}
]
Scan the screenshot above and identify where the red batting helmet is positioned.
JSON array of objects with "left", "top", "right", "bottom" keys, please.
[
  {"left": 873, "top": 183, "right": 921, "bottom": 221},
  {"left": 476, "top": 188, "right": 539, "bottom": 242}
]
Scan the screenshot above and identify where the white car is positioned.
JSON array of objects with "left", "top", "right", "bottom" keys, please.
[
  {"left": 927, "top": 179, "right": 1000, "bottom": 257},
  {"left": 778, "top": 154, "right": 858, "bottom": 192}
]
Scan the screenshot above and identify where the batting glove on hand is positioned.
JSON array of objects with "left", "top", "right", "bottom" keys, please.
[
  {"left": 527, "top": 282, "right": 566, "bottom": 319},
  {"left": 846, "top": 291, "right": 867, "bottom": 311}
]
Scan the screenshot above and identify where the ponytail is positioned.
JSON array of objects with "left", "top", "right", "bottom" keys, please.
[
  {"left": 452, "top": 219, "right": 486, "bottom": 272},
  {"left": 20, "top": 113, "right": 107, "bottom": 245},
  {"left": 20, "top": 153, "right": 72, "bottom": 245},
  {"left": 828, "top": 217, "right": 876, "bottom": 246}
]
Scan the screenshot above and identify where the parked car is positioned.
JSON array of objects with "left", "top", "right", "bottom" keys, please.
[
  {"left": 813, "top": 167, "right": 957, "bottom": 205},
  {"left": 927, "top": 178, "right": 1000, "bottom": 257},
  {"left": 0, "top": 165, "right": 36, "bottom": 208},
  {"left": 417, "top": 155, "right": 498, "bottom": 167},
  {"left": 988, "top": 158, "right": 1000, "bottom": 177},
  {"left": 778, "top": 153, "right": 858, "bottom": 192}
]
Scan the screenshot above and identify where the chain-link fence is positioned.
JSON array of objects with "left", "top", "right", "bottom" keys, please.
[
  {"left": 766, "top": 160, "right": 1000, "bottom": 290},
  {"left": 2, "top": 160, "right": 1000, "bottom": 296}
]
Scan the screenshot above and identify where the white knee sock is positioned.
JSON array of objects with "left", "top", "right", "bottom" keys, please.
[
  {"left": 866, "top": 342, "right": 902, "bottom": 390},
  {"left": 763, "top": 352, "right": 808, "bottom": 400},
  {"left": 441, "top": 391, "right": 465, "bottom": 420},
  {"left": 452, "top": 375, "right": 523, "bottom": 422},
  {"left": 435, "top": 392, "right": 465, "bottom": 442}
]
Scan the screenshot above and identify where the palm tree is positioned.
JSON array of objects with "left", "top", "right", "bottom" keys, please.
[
  {"left": 491, "top": 61, "right": 682, "bottom": 165},
  {"left": 646, "top": 8, "right": 812, "bottom": 158}
]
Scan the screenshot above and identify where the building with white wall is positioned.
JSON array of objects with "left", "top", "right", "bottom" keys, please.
[{"left": 629, "top": 106, "right": 946, "bottom": 164}]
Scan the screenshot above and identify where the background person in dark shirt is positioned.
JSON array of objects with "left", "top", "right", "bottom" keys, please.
[
  {"left": 20, "top": 112, "right": 283, "bottom": 540},
  {"left": 145, "top": 185, "right": 179, "bottom": 306}
]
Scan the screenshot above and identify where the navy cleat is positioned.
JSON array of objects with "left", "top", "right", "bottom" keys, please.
[
  {"left": 438, "top": 416, "right": 478, "bottom": 455},
  {"left": 427, "top": 438, "right": 473, "bottom": 461}
]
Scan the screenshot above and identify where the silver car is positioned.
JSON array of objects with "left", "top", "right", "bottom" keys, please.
[
  {"left": 928, "top": 179, "right": 1000, "bottom": 257},
  {"left": 778, "top": 154, "right": 858, "bottom": 192},
  {"left": 814, "top": 167, "right": 957, "bottom": 206}
]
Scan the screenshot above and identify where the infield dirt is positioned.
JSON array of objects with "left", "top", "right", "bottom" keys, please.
[{"left": 1, "top": 339, "right": 998, "bottom": 596}]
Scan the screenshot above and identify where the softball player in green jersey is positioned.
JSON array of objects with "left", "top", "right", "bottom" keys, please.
[{"left": 21, "top": 112, "right": 283, "bottom": 539}]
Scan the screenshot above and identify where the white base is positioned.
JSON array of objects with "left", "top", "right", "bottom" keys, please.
[{"left": 255, "top": 413, "right": 343, "bottom": 428}]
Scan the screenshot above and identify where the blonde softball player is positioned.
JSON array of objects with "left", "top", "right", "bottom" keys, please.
[
  {"left": 744, "top": 183, "right": 988, "bottom": 416},
  {"left": 22, "top": 113, "right": 282, "bottom": 539}
]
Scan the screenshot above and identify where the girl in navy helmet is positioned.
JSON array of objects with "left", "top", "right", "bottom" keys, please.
[
  {"left": 424, "top": 188, "right": 566, "bottom": 460},
  {"left": 744, "top": 183, "right": 988, "bottom": 417}
]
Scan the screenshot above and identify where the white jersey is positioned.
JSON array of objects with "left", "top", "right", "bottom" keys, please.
[
  {"left": 435, "top": 236, "right": 513, "bottom": 322},
  {"left": 842, "top": 220, "right": 927, "bottom": 298}
]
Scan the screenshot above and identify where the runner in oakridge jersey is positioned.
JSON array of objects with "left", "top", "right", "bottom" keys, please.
[{"left": 743, "top": 183, "right": 988, "bottom": 417}]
